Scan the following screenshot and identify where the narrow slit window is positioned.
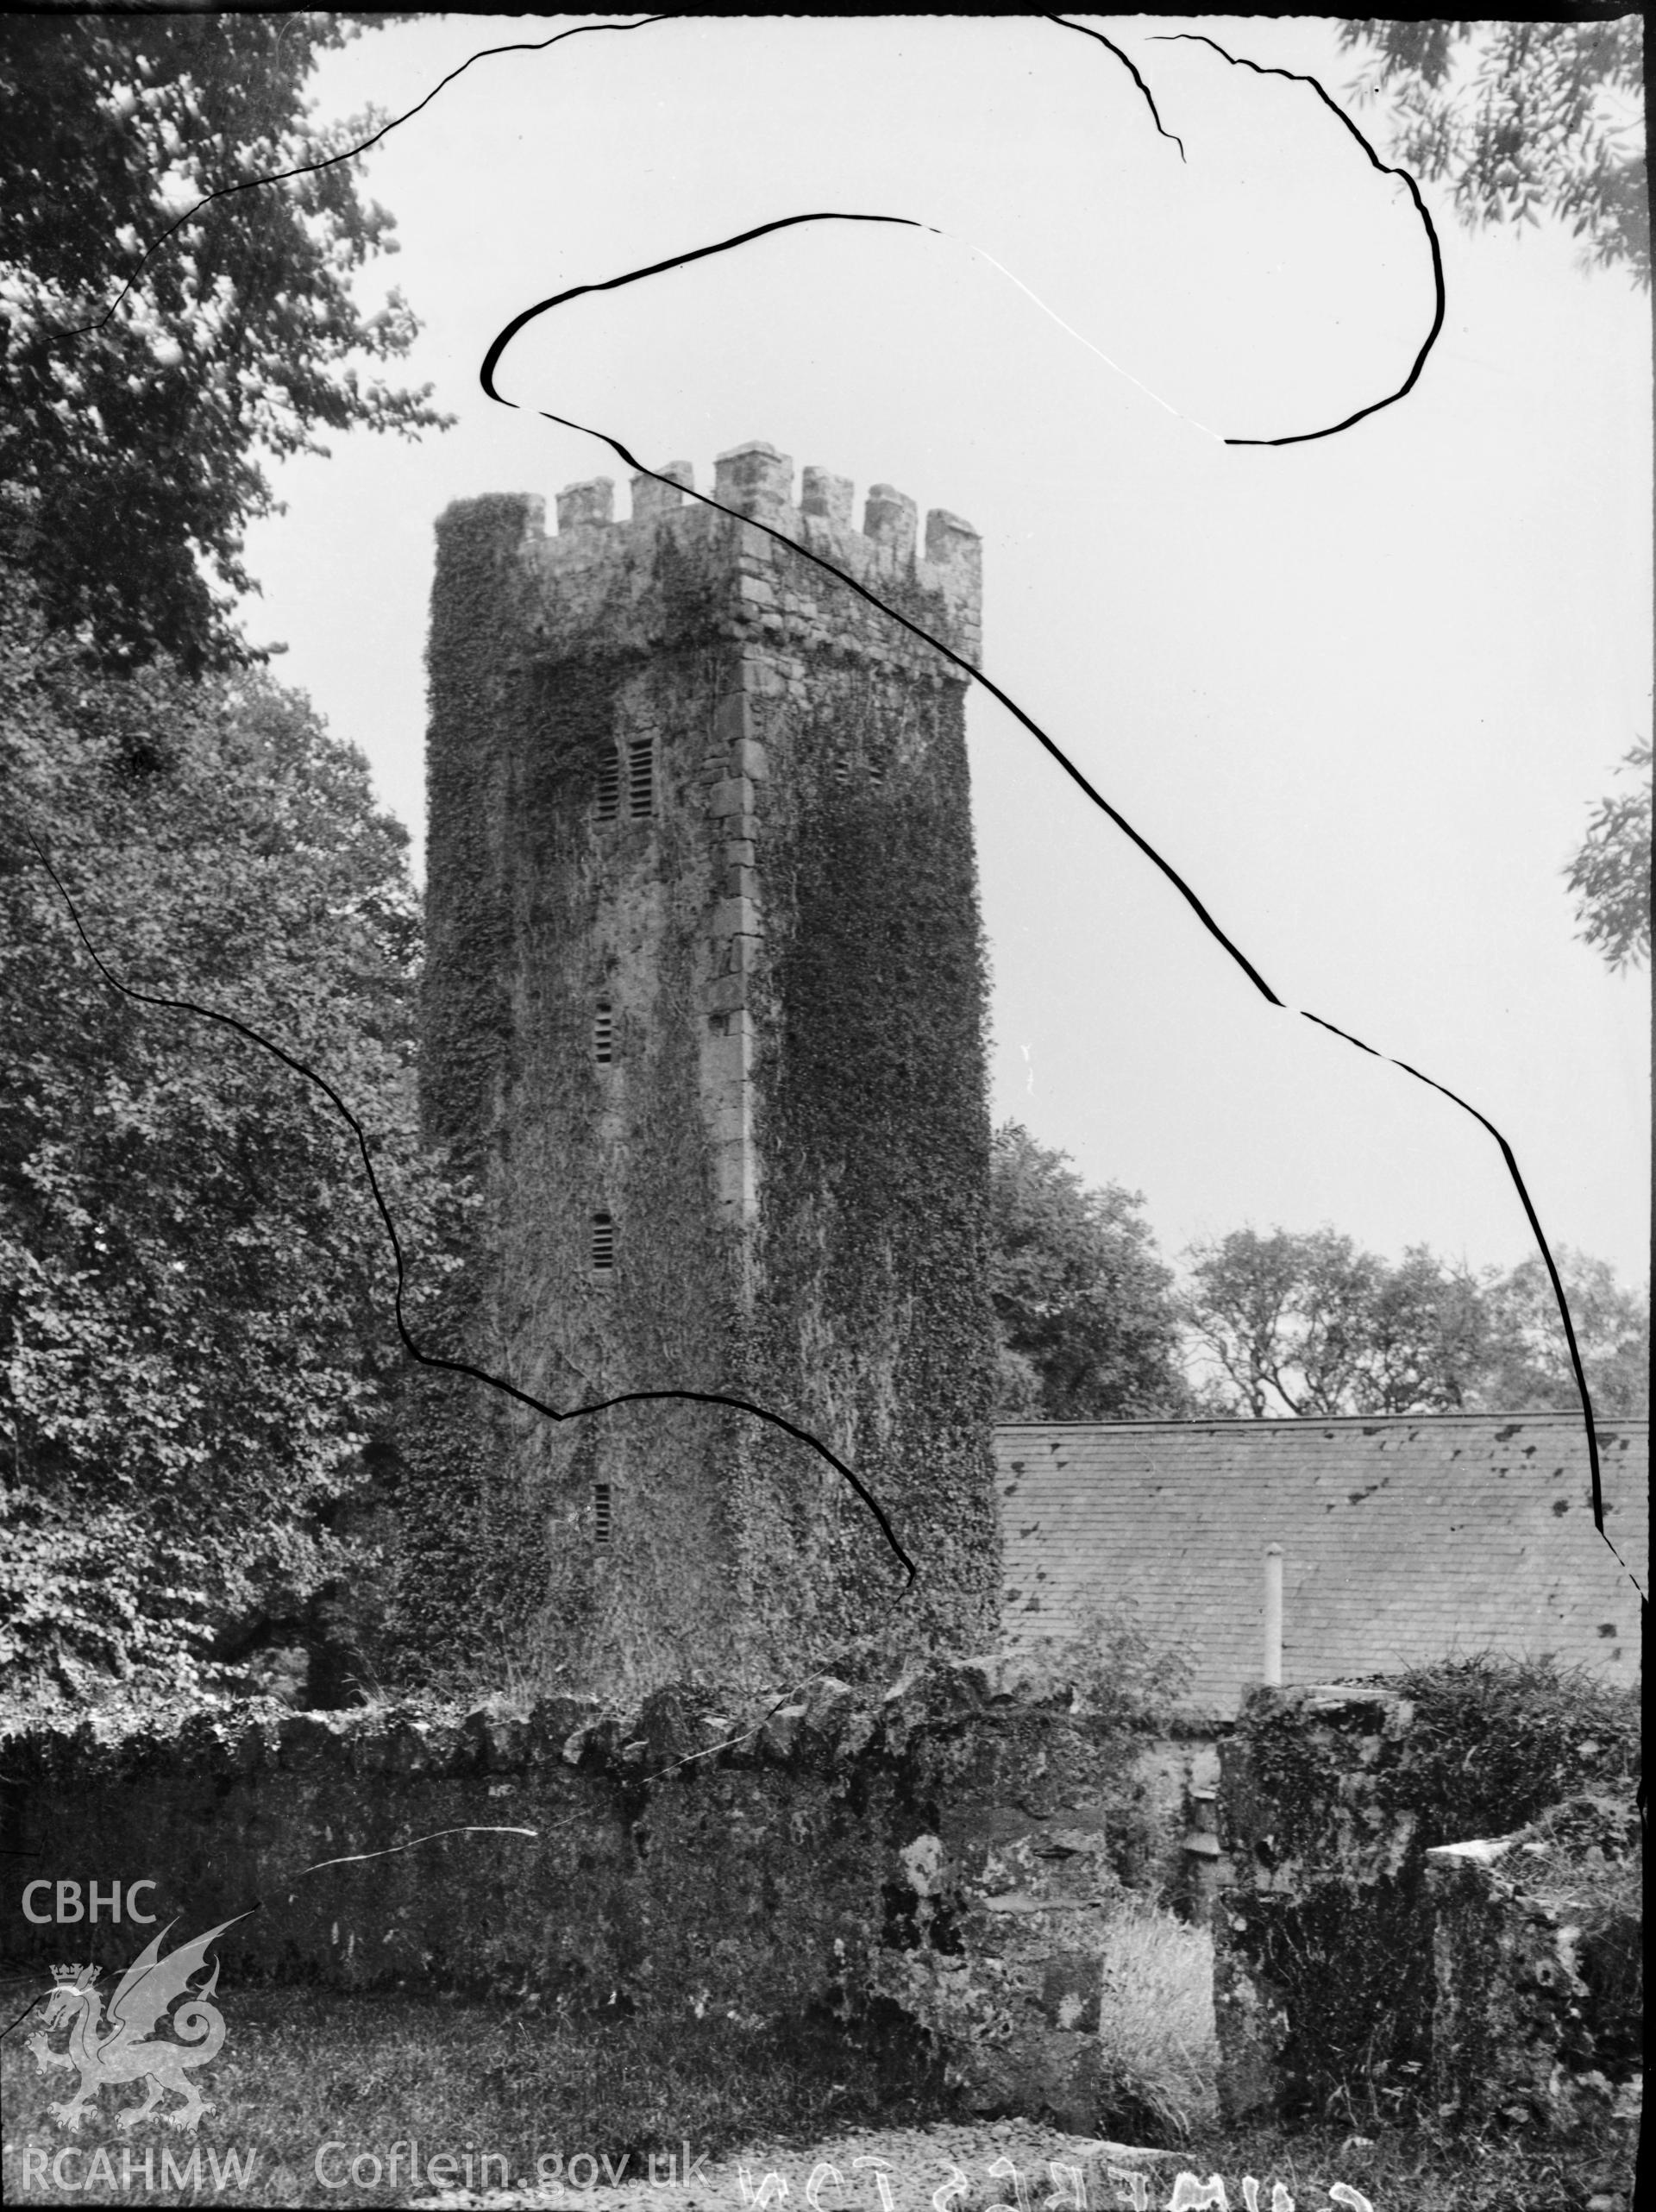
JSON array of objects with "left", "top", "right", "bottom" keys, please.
[
  {"left": 594, "top": 749, "right": 621, "bottom": 820},
  {"left": 627, "top": 735, "right": 655, "bottom": 818},
  {"left": 590, "top": 1211, "right": 615, "bottom": 1273},
  {"left": 593, "top": 1481, "right": 612, "bottom": 1547},
  {"left": 593, "top": 1001, "right": 614, "bottom": 1065}
]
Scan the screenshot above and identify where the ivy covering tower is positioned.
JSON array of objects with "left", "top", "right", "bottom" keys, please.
[{"left": 406, "top": 441, "right": 1000, "bottom": 1696}]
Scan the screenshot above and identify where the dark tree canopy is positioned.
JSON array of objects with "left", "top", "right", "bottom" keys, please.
[
  {"left": 1340, "top": 17, "right": 1648, "bottom": 286},
  {"left": 988, "top": 1122, "right": 1189, "bottom": 1421},
  {"left": 0, "top": 586, "right": 470, "bottom": 1722},
  {"left": 0, "top": 12, "right": 445, "bottom": 673}
]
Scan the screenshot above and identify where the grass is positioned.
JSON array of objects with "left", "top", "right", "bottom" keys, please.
[
  {"left": 1095, "top": 1895, "right": 1219, "bottom": 2141},
  {"left": 1, "top": 1980, "right": 947, "bottom": 2207},
  {"left": 3, "top": 1969, "right": 1639, "bottom": 2209},
  {"left": 1166, "top": 2116, "right": 1640, "bottom": 2212}
]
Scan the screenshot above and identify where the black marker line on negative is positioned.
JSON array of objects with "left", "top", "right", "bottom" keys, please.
[
  {"left": 1299, "top": 1009, "right": 1383, "bottom": 1059},
  {"left": 23, "top": 835, "right": 917, "bottom": 1591},
  {"left": 1044, "top": 15, "right": 1187, "bottom": 160},
  {"left": 67, "top": 13, "right": 1176, "bottom": 345},
  {"left": 1383, "top": 1059, "right": 1622, "bottom": 1549},
  {"left": 45, "top": 14, "right": 1610, "bottom": 1600},
  {"left": 478, "top": 212, "right": 935, "bottom": 399},
  {"left": 487, "top": 381, "right": 1283, "bottom": 1009},
  {"left": 475, "top": 398, "right": 1624, "bottom": 1582},
  {"left": 1167, "top": 32, "right": 1627, "bottom": 1587},
  {"left": 1302, "top": 1010, "right": 1636, "bottom": 1587},
  {"left": 59, "top": 15, "right": 674, "bottom": 339},
  {"left": 1151, "top": 32, "right": 1446, "bottom": 445}
]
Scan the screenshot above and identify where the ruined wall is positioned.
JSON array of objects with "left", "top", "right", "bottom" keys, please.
[
  {"left": 2, "top": 1663, "right": 1196, "bottom": 2140},
  {"left": 1427, "top": 1799, "right": 1642, "bottom": 2134},
  {"left": 405, "top": 444, "right": 999, "bottom": 1700},
  {"left": 1213, "top": 1678, "right": 1641, "bottom": 2132}
]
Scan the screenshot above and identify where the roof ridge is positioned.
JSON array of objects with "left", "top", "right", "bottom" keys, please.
[{"left": 992, "top": 1414, "right": 1648, "bottom": 1431}]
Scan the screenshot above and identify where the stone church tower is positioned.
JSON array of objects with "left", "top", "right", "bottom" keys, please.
[{"left": 406, "top": 442, "right": 1000, "bottom": 1698}]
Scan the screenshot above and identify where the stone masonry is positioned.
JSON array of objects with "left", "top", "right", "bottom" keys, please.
[
  {"left": 0, "top": 1663, "right": 1189, "bottom": 2142},
  {"left": 411, "top": 444, "right": 1000, "bottom": 1700}
]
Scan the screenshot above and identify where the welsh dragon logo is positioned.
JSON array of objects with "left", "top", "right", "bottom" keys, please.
[{"left": 26, "top": 1914, "right": 248, "bottom": 2135}]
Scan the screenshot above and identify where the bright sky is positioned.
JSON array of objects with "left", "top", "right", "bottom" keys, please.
[{"left": 242, "top": 13, "right": 1652, "bottom": 1291}]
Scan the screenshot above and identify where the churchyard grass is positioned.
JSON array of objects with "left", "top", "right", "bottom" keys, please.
[
  {"left": 2, "top": 1897, "right": 1635, "bottom": 2208},
  {"left": 1, "top": 1983, "right": 927, "bottom": 2207}
]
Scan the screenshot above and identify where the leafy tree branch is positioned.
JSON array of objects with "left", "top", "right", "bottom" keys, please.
[{"left": 1340, "top": 17, "right": 1648, "bottom": 286}]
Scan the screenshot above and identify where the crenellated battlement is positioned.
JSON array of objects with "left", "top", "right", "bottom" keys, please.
[{"left": 514, "top": 441, "right": 982, "bottom": 669}]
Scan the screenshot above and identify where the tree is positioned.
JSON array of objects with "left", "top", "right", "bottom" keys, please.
[
  {"left": 1180, "top": 1224, "right": 1648, "bottom": 1419},
  {"left": 0, "top": 12, "right": 445, "bottom": 673},
  {"left": 988, "top": 1123, "right": 1189, "bottom": 1420},
  {"left": 0, "top": 586, "right": 470, "bottom": 1722},
  {"left": 1356, "top": 1241, "right": 1492, "bottom": 1413},
  {"left": 1479, "top": 1248, "right": 1649, "bottom": 1417},
  {"left": 1179, "top": 1225, "right": 1486, "bottom": 1417},
  {"left": 1340, "top": 18, "right": 1649, "bottom": 286},
  {"left": 1564, "top": 741, "right": 1652, "bottom": 971}
]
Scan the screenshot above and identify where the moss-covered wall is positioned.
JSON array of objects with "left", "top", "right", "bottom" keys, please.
[
  {"left": 1213, "top": 1676, "right": 1641, "bottom": 2131},
  {"left": 397, "top": 493, "right": 549, "bottom": 1681},
  {"left": 1427, "top": 1797, "right": 1642, "bottom": 2135},
  {"left": 406, "top": 449, "right": 1000, "bottom": 1697},
  {"left": 743, "top": 649, "right": 999, "bottom": 1662},
  {"left": 1, "top": 1662, "right": 1196, "bottom": 2140}
]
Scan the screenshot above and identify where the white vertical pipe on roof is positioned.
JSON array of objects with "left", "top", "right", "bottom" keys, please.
[{"left": 1264, "top": 1543, "right": 1284, "bottom": 1687}]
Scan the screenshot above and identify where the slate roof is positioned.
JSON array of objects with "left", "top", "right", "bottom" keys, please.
[{"left": 993, "top": 1415, "right": 1647, "bottom": 1717}]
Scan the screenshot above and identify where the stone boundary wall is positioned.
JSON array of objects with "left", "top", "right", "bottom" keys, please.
[
  {"left": 3, "top": 1663, "right": 1212, "bottom": 2137},
  {"left": 1214, "top": 1684, "right": 1641, "bottom": 2134},
  {"left": 1427, "top": 1801, "right": 1642, "bottom": 2134}
]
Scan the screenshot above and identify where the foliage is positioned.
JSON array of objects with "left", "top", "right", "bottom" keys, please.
[
  {"left": 1386, "top": 1650, "right": 1640, "bottom": 1844},
  {"left": 0, "top": 11, "right": 447, "bottom": 673},
  {"left": 1340, "top": 17, "right": 1648, "bottom": 286},
  {"left": 1179, "top": 1227, "right": 1487, "bottom": 1417},
  {"left": 988, "top": 1122, "right": 1189, "bottom": 1420},
  {"left": 0, "top": 587, "right": 472, "bottom": 1722},
  {"left": 1478, "top": 1247, "right": 1650, "bottom": 1416},
  {"left": 1015, "top": 1591, "right": 1197, "bottom": 1739},
  {"left": 1564, "top": 740, "right": 1652, "bottom": 973},
  {"left": 1227, "top": 1658, "right": 1641, "bottom": 2136},
  {"left": 753, "top": 661, "right": 1002, "bottom": 1660},
  {"left": 1180, "top": 1226, "right": 1647, "bottom": 1418}
]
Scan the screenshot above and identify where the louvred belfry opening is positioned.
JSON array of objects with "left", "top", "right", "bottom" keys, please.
[
  {"left": 594, "top": 749, "right": 620, "bottom": 820},
  {"left": 593, "top": 1481, "right": 613, "bottom": 1547},
  {"left": 591, "top": 1212, "right": 614, "bottom": 1273},
  {"left": 627, "top": 736, "right": 655, "bottom": 818},
  {"left": 593, "top": 1001, "right": 614, "bottom": 1065}
]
